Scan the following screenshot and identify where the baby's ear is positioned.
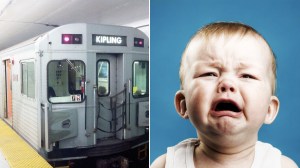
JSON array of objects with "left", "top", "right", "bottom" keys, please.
[
  {"left": 264, "top": 96, "right": 280, "bottom": 124},
  {"left": 174, "top": 90, "right": 189, "bottom": 119}
]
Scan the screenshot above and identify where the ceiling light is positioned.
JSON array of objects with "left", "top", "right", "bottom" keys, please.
[{"left": 0, "top": 0, "right": 12, "bottom": 16}]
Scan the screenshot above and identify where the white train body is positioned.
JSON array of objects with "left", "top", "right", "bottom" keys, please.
[{"left": 0, "top": 23, "right": 149, "bottom": 160}]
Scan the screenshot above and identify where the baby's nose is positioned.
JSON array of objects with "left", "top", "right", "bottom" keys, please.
[{"left": 217, "top": 80, "right": 236, "bottom": 93}]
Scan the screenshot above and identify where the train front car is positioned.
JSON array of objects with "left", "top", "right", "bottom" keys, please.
[
  {"left": 1, "top": 23, "right": 149, "bottom": 165},
  {"left": 42, "top": 23, "right": 149, "bottom": 161}
]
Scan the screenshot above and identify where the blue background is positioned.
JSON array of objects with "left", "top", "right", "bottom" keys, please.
[{"left": 150, "top": 0, "right": 300, "bottom": 165}]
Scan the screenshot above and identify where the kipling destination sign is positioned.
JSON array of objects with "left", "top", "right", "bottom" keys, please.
[{"left": 92, "top": 34, "right": 127, "bottom": 46}]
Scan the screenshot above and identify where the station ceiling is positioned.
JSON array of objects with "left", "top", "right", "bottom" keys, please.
[{"left": 0, "top": 0, "right": 149, "bottom": 50}]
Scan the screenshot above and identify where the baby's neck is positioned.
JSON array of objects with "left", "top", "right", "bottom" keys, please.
[{"left": 194, "top": 140, "right": 256, "bottom": 168}]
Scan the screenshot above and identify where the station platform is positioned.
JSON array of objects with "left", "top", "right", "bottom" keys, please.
[{"left": 0, "top": 119, "right": 52, "bottom": 168}]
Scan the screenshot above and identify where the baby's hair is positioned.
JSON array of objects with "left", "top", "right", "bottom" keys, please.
[{"left": 179, "top": 22, "right": 277, "bottom": 95}]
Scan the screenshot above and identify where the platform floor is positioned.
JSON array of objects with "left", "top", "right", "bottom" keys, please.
[{"left": 0, "top": 119, "right": 52, "bottom": 168}]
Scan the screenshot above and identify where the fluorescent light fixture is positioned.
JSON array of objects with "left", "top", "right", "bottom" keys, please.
[
  {"left": 124, "top": 19, "right": 149, "bottom": 37},
  {"left": 0, "top": 0, "right": 12, "bottom": 16}
]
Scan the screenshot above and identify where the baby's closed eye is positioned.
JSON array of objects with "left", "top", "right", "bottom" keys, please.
[
  {"left": 199, "top": 72, "right": 218, "bottom": 77},
  {"left": 240, "top": 74, "right": 257, "bottom": 80}
]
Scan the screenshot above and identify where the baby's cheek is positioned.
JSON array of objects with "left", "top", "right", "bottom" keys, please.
[
  {"left": 188, "top": 109, "right": 204, "bottom": 130},
  {"left": 188, "top": 94, "right": 209, "bottom": 119},
  {"left": 247, "top": 98, "right": 269, "bottom": 124}
]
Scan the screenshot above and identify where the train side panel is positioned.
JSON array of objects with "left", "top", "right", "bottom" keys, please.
[{"left": 0, "top": 43, "right": 40, "bottom": 150}]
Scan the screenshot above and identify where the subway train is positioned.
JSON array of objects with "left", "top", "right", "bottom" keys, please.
[{"left": 0, "top": 23, "right": 149, "bottom": 166}]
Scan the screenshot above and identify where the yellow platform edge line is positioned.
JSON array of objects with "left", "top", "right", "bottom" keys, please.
[{"left": 0, "top": 120, "right": 53, "bottom": 168}]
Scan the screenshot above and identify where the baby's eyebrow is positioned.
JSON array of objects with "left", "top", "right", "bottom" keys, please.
[
  {"left": 191, "top": 61, "right": 223, "bottom": 70},
  {"left": 194, "top": 60, "right": 259, "bottom": 69},
  {"left": 202, "top": 61, "right": 255, "bottom": 71},
  {"left": 235, "top": 62, "right": 255, "bottom": 70},
  {"left": 199, "top": 61, "right": 224, "bottom": 69},
  {"left": 207, "top": 61, "right": 223, "bottom": 68},
  {"left": 190, "top": 61, "right": 222, "bottom": 72}
]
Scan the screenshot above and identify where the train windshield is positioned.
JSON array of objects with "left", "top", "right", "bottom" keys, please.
[
  {"left": 47, "top": 60, "right": 85, "bottom": 103},
  {"left": 132, "top": 61, "right": 149, "bottom": 97}
]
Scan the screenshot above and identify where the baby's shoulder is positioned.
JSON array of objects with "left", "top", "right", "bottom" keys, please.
[
  {"left": 151, "top": 138, "right": 197, "bottom": 168},
  {"left": 151, "top": 154, "right": 166, "bottom": 168},
  {"left": 281, "top": 155, "right": 298, "bottom": 168},
  {"left": 256, "top": 141, "right": 298, "bottom": 168}
]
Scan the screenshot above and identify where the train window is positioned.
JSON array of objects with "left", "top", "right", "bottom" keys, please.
[
  {"left": 132, "top": 61, "right": 149, "bottom": 98},
  {"left": 97, "top": 60, "right": 110, "bottom": 96},
  {"left": 21, "top": 61, "right": 35, "bottom": 99},
  {"left": 47, "top": 60, "right": 85, "bottom": 103}
]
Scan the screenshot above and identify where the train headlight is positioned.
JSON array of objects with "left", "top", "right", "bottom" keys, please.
[
  {"left": 62, "top": 34, "right": 82, "bottom": 44},
  {"left": 134, "top": 38, "right": 144, "bottom": 47}
]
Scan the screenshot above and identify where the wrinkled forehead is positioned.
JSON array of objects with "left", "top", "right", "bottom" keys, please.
[{"left": 184, "top": 33, "right": 273, "bottom": 64}]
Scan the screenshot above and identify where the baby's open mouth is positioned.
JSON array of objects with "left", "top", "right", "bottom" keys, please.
[{"left": 214, "top": 101, "right": 241, "bottom": 113}]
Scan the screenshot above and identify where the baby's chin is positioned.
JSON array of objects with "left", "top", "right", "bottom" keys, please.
[
  {"left": 198, "top": 119, "right": 260, "bottom": 146},
  {"left": 205, "top": 116, "right": 253, "bottom": 137},
  {"left": 211, "top": 117, "right": 246, "bottom": 134}
]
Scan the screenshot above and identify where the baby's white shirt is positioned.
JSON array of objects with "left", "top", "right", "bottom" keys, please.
[{"left": 165, "top": 138, "right": 281, "bottom": 168}]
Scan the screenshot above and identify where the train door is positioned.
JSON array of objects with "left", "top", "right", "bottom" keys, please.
[
  {"left": 4, "top": 59, "right": 13, "bottom": 124},
  {"left": 96, "top": 53, "right": 125, "bottom": 140},
  {"left": 127, "top": 55, "right": 149, "bottom": 138},
  {"left": 45, "top": 59, "right": 85, "bottom": 150}
]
